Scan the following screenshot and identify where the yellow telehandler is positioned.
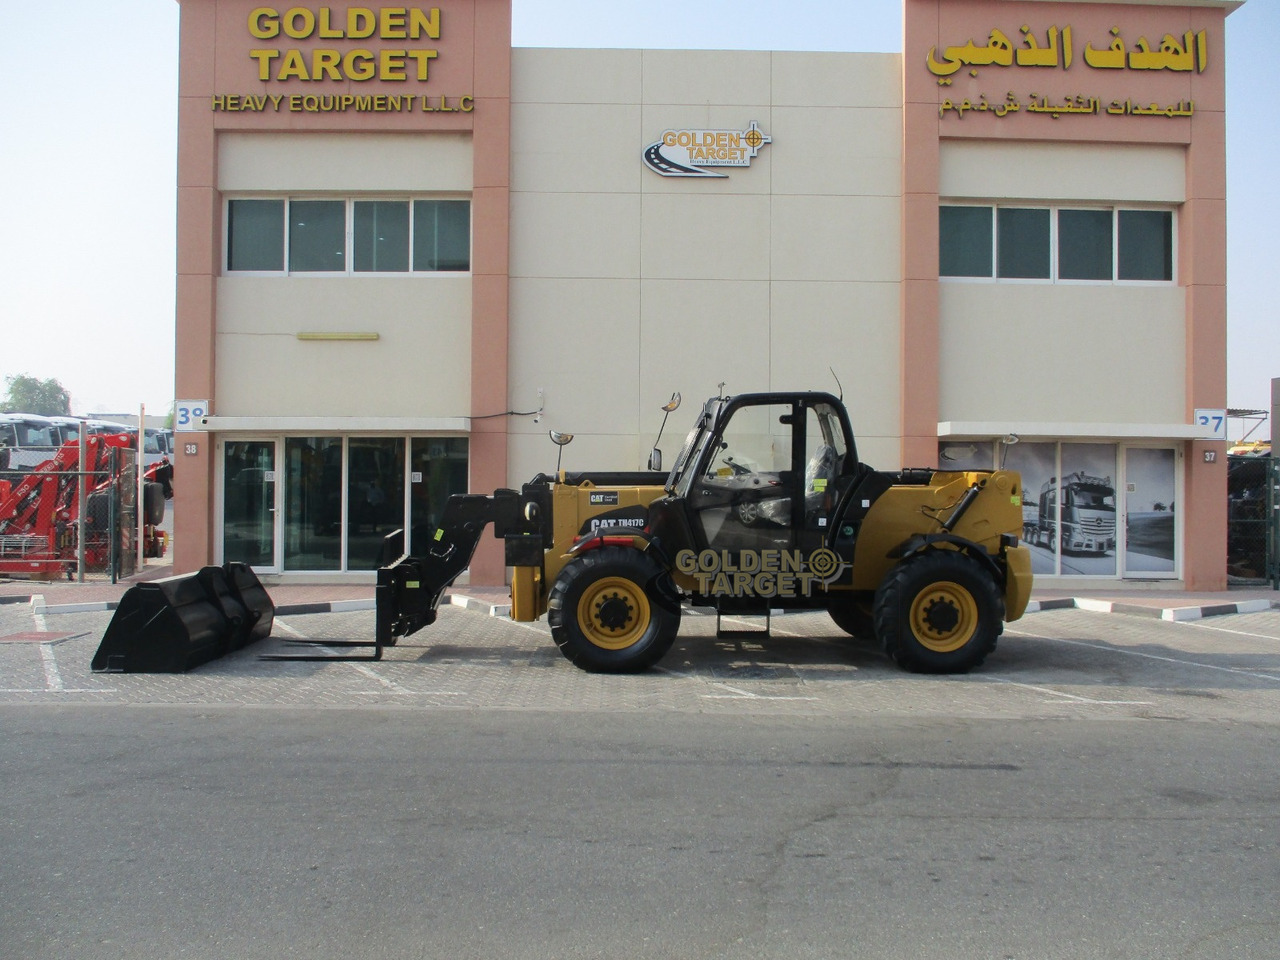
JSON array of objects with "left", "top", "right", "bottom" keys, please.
[{"left": 370, "top": 391, "right": 1031, "bottom": 674}]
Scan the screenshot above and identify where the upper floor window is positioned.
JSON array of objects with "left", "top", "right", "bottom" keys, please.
[
  {"left": 940, "top": 204, "right": 1173, "bottom": 283},
  {"left": 225, "top": 197, "right": 471, "bottom": 275}
]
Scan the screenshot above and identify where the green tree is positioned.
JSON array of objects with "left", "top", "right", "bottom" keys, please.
[{"left": 1, "top": 375, "right": 72, "bottom": 416}]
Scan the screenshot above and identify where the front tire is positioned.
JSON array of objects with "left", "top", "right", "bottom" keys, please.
[
  {"left": 828, "top": 594, "right": 876, "bottom": 641},
  {"left": 547, "top": 547, "right": 681, "bottom": 673},
  {"left": 873, "top": 550, "right": 1003, "bottom": 673}
]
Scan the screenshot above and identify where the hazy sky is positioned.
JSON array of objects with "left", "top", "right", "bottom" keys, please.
[{"left": 1, "top": 1, "right": 1273, "bottom": 438}]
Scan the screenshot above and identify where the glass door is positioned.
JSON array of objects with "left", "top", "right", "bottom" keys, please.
[
  {"left": 283, "top": 437, "right": 342, "bottom": 571},
  {"left": 345, "top": 437, "right": 405, "bottom": 570},
  {"left": 1122, "top": 447, "right": 1178, "bottom": 578},
  {"left": 223, "top": 440, "right": 278, "bottom": 570},
  {"left": 689, "top": 399, "right": 799, "bottom": 556}
]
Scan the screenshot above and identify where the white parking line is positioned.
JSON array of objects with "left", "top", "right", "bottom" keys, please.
[
  {"left": 0, "top": 636, "right": 116, "bottom": 694},
  {"left": 978, "top": 674, "right": 1151, "bottom": 705},
  {"left": 275, "top": 617, "right": 404, "bottom": 691},
  {"left": 504, "top": 619, "right": 550, "bottom": 636},
  {"left": 40, "top": 644, "right": 64, "bottom": 692},
  {"left": 274, "top": 619, "right": 304, "bottom": 638},
  {"left": 1007, "top": 628, "right": 1280, "bottom": 683},
  {"left": 272, "top": 619, "right": 470, "bottom": 694},
  {"left": 1175, "top": 620, "right": 1280, "bottom": 644},
  {"left": 711, "top": 616, "right": 831, "bottom": 695},
  {"left": 654, "top": 666, "right": 818, "bottom": 701},
  {"left": 351, "top": 690, "right": 466, "bottom": 696},
  {"left": 350, "top": 661, "right": 400, "bottom": 689},
  {"left": 0, "top": 689, "right": 118, "bottom": 694}
]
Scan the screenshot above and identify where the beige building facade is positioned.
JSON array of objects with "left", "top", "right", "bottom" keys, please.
[{"left": 173, "top": 0, "right": 1240, "bottom": 589}]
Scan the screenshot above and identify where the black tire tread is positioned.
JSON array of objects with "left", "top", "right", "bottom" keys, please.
[
  {"left": 547, "top": 546, "right": 680, "bottom": 673},
  {"left": 827, "top": 594, "right": 876, "bottom": 641},
  {"left": 873, "top": 550, "right": 1003, "bottom": 674}
]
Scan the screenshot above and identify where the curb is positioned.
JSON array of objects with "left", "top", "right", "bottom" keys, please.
[
  {"left": 15, "top": 592, "right": 1275, "bottom": 623},
  {"left": 1026, "top": 597, "right": 1279, "bottom": 622},
  {"left": 446, "top": 594, "right": 513, "bottom": 618},
  {"left": 273, "top": 595, "right": 512, "bottom": 618},
  {"left": 30, "top": 596, "right": 118, "bottom": 615},
  {"left": 274, "top": 598, "right": 377, "bottom": 616},
  {"left": 19, "top": 593, "right": 514, "bottom": 619}
]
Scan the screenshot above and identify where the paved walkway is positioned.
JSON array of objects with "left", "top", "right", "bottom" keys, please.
[{"left": 2, "top": 561, "right": 1275, "bottom": 622}]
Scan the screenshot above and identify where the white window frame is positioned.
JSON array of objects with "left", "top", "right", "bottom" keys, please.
[
  {"left": 222, "top": 195, "right": 473, "bottom": 277},
  {"left": 939, "top": 201, "right": 1177, "bottom": 286}
]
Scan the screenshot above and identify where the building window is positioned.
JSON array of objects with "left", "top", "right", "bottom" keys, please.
[
  {"left": 938, "top": 206, "right": 992, "bottom": 278},
  {"left": 227, "top": 199, "right": 284, "bottom": 271},
  {"left": 225, "top": 197, "right": 471, "bottom": 275},
  {"left": 1057, "top": 209, "right": 1113, "bottom": 280},
  {"left": 997, "top": 208, "right": 1050, "bottom": 279},
  {"left": 1118, "top": 210, "right": 1173, "bottom": 281},
  {"left": 413, "top": 200, "right": 471, "bottom": 271},
  {"left": 289, "top": 200, "right": 346, "bottom": 272},
  {"left": 940, "top": 204, "right": 1174, "bottom": 283},
  {"left": 354, "top": 201, "right": 410, "bottom": 272}
]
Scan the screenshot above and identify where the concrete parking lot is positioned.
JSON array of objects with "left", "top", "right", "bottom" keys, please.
[
  {"left": 3, "top": 598, "right": 1279, "bottom": 721},
  {"left": 3, "top": 597, "right": 1279, "bottom": 960}
]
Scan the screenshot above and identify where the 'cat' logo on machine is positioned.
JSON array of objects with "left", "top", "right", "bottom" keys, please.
[
  {"left": 578, "top": 505, "right": 648, "bottom": 537},
  {"left": 589, "top": 492, "right": 619, "bottom": 506}
]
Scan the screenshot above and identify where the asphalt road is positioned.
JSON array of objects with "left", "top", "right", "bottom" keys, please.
[{"left": 2, "top": 603, "right": 1279, "bottom": 960}]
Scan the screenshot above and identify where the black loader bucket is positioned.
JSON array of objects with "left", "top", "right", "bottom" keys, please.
[{"left": 91, "top": 562, "right": 275, "bottom": 673}]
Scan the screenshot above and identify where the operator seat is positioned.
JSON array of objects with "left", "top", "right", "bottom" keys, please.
[{"left": 804, "top": 444, "right": 838, "bottom": 515}]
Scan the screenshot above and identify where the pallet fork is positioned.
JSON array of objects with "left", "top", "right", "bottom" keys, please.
[{"left": 260, "top": 492, "right": 520, "bottom": 662}]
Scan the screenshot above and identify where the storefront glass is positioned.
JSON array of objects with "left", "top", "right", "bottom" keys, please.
[
  {"left": 409, "top": 438, "right": 469, "bottom": 555},
  {"left": 346, "top": 437, "right": 406, "bottom": 570},
  {"left": 1058, "top": 444, "right": 1118, "bottom": 577},
  {"left": 952, "top": 440, "right": 1176, "bottom": 578},
  {"left": 1124, "top": 448, "right": 1177, "bottom": 575},
  {"left": 221, "top": 435, "right": 470, "bottom": 573},
  {"left": 283, "top": 437, "right": 343, "bottom": 571},
  {"left": 222, "top": 440, "right": 276, "bottom": 567}
]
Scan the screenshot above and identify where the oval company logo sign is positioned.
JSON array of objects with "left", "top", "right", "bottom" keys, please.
[{"left": 643, "top": 121, "right": 771, "bottom": 178}]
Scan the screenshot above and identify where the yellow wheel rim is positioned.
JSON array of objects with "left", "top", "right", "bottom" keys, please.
[
  {"left": 908, "top": 580, "right": 978, "bottom": 653},
  {"left": 577, "top": 577, "right": 651, "bottom": 650}
]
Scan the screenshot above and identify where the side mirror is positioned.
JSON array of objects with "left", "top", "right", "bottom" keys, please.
[
  {"left": 549, "top": 430, "right": 574, "bottom": 475},
  {"left": 649, "top": 391, "right": 680, "bottom": 475}
]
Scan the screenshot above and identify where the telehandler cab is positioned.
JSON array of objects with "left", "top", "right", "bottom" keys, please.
[{"left": 356, "top": 391, "right": 1032, "bottom": 674}]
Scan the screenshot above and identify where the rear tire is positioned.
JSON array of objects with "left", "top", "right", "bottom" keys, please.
[
  {"left": 143, "top": 481, "right": 166, "bottom": 526},
  {"left": 547, "top": 547, "right": 680, "bottom": 673},
  {"left": 873, "top": 550, "right": 1003, "bottom": 673}
]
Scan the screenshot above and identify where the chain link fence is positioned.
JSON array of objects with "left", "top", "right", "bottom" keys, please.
[
  {"left": 1227, "top": 454, "right": 1279, "bottom": 588},
  {"left": 1, "top": 441, "right": 166, "bottom": 583}
]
